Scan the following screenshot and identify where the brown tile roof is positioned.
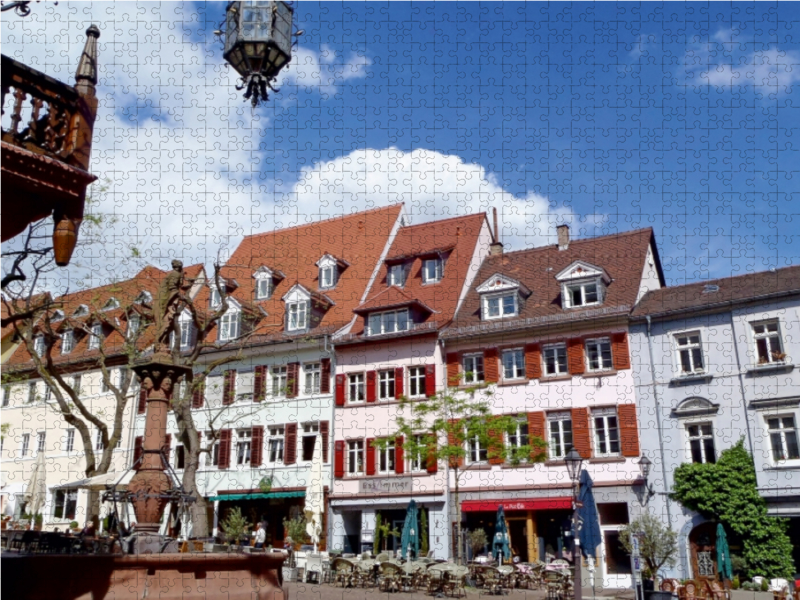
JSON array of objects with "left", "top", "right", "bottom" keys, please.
[
  {"left": 631, "top": 264, "right": 800, "bottom": 318},
  {"left": 444, "top": 227, "right": 658, "bottom": 337},
  {"left": 353, "top": 285, "right": 436, "bottom": 315}
]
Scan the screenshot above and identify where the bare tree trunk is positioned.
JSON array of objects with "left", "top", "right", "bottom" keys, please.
[
  {"left": 455, "top": 470, "right": 463, "bottom": 565},
  {"left": 174, "top": 394, "right": 209, "bottom": 538}
]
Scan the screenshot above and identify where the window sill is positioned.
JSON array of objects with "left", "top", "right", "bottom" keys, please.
[
  {"left": 463, "top": 464, "right": 492, "bottom": 471},
  {"left": 583, "top": 370, "right": 617, "bottom": 379},
  {"left": 670, "top": 373, "right": 713, "bottom": 384},
  {"left": 539, "top": 375, "right": 572, "bottom": 383},
  {"left": 763, "top": 463, "right": 800, "bottom": 471},
  {"left": 500, "top": 462, "right": 538, "bottom": 469},
  {"left": 545, "top": 459, "right": 566, "bottom": 467},
  {"left": 344, "top": 473, "right": 413, "bottom": 480},
  {"left": 497, "top": 379, "right": 528, "bottom": 388},
  {"left": 746, "top": 362, "right": 794, "bottom": 375},
  {"left": 588, "top": 456, "right": 625, "bottom": 464}
]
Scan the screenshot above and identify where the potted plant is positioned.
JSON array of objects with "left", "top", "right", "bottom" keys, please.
[
  {"left": 33, "top": 514, "right": 43, "bottom": 531},
  {"left": 219, "top": 507, "right": 251, "bottom": 551},
  {"left": 69, "top": 521, "right": 80, "bottom": 533},
  {"left": 281, "top": 516, "right": 308, "bottom": 582},
  {"left": 469, "top": 528, "right": 488, "bottom": 561}
]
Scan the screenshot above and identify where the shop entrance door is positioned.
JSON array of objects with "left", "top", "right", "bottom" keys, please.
[
  {"left": 689, "top": 522, "right": 717, "bottom": 582},
  {"left": 507, "top": 519, "right": 528, "bottom": 563}
]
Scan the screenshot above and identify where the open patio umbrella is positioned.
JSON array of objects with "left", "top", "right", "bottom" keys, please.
[
  {"left": 493, "top": 505, "right": 511, "bottom": 563},
  {"left": 577, "top": 469, "right": 603, "bottom": 559},
  {"left": 400, "top": 499, "right": 419, "bottom": 559},
  {"left": 304, "top": 434, "right": 324, "bottom": 552},
  {"left": 24, "top": 450, "right": 48, "bottom": 518},
  {"left": 716, "top": 523, "right": 732, "bottom": 581}
]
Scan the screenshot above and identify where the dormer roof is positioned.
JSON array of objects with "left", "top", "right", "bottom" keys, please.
[
  {"left": 281, "top": 283, "right": 335, "bottom": 309},
  {"left": 315, "top": 253, "right": 350, "bottom": 269},
  {"left": 252, "top": 266, "right": 285, "bottom": 281},
  {"left": 555, "top": 260, "right": 610, "bottom": 284},
  {"left": 475, "top": 273, "right": 531, "bottom": 296},
  {"left": 353, "top": 286, "right": 437, "bottom": 315}
]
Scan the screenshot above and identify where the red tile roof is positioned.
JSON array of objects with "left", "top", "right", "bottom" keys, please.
[{"left": 353, "top": 285, "right": 436, "bottom": 315}]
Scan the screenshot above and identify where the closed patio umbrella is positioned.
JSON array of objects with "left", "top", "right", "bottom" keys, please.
[
  {"left": 577, "top": 470, "right": 602, "bottom": 559},
  {"left": 400, "top": 499, "right": 419, "bottom": 559},
  {"left": 493, "top": 505, "right": 510, "bottom": 563},
  {"left": 24, "top": 451, "right": 48, "bottom": 518},
  {"left": 716, "top": 523, "right": 732, "bottom": 581},
  {"left": 304, "top": 434, "right": 324, "bottom": 552}
]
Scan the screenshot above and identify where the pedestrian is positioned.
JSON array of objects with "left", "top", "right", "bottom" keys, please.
[{"left": 254, "top": 523, "right": 266, "bottom": 549}]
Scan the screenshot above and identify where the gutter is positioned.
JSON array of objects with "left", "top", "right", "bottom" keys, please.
[
  {"left": 729, "top": 312, "right": 755, "bottom": 456},
  {"left": 632, "top": 288, "right": 800, "bottom": 322}
]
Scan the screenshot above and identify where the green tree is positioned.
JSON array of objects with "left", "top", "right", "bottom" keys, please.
[
  {"left": 220, "top": 507, "right": 251, "bottom": 546},
  {"left": 420, "top": 508, "right": 429, "bottom": 557},
  {"left": 374, "top": 513, "right": 382, "bottom": 555},
  {"left": 619, "top": 513, "right": 678, "bottom": 580},
  {"left": 671, "top": 439, "right": 795, "bottom": 579}
]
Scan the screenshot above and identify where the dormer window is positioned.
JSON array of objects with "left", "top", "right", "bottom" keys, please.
[
  {"left": 127, "top": 313, "right": 140, "bottom": 339},
  {"left": 287, "top": 301, "right": 308, "bottom": 331},
  {"left": 73, "top": 304, "right": 89, "bottom": 317},
  {"left": 34, "top": 334, "right": 46, "bottom": 357},
  {"left": 566, "top": 281, "right": 600, "bottom": 308},
  {"left": 320, "top": 265, "right": 335, "bottom": 289},
  {"left": 367, "top": 309, "right": 409, "bottom": 336},
  {"left": 387, "top": 263, "right": 406, "bottom": 287},
  {"left": 102, "top": 297, "right": 120, "bottom": 311},
  {"left": 134, "top": 291, "right": 152, "bottom": 305},
  {"left": 316, "top": 254, "right": 346, "bottom": 290},
  {"left": 256, "top": 276, "right": 272, "bottom": 300},
  {"left": 210, "top": 287, "right": 222, "bottom": 309},
  {"left": 61, "top": 330, "right": 74, "bottom": 354},
  {"left": 555, "top": 261, "right": 609, "bottom": 310},
  {"left": 484, "top": 293, "right": 518, "bottom": 319},
  {"left": 476, "top": 274, "right": 528, "bottom": 321},
  {"left": 172, "top": 312, "right": 195, "bottom": 349},
  {"left": 87, "top": 323, "right": 103, "bottom": 350},
  {"left": 422, "top": 258, "right": 443, "bottom": 284},
  {"left": 51, "top": 310, "right": 65, "bottom": 322},
  {"left": 219, "top": 307, "right": 241, "bottom": 342}
]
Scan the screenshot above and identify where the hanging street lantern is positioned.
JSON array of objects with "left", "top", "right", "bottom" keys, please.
[{"left": 221, "top": 0, "right": 295, "bottom": 107}]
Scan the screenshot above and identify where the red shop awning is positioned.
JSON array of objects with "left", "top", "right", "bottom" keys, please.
[{"left": 461, "top": 497, "right": 572, "bottom": 513}]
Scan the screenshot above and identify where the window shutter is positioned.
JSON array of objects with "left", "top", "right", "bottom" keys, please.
[
  {"left": 612, "top": 332, "right": 631, "bottom": 370},
  {"left": 394, "top": 367, "right": 404, "bottom": 397},
  {"left": 366, "top": 370, "right": 377, "bottom": 402},
  {"left": 320, "top": 358, "right": 331, "bottom": 394},
  {"left": 223, "top": 370, "right": 236, "bottom": 405},
  {"left": 137, "top": 387, "right": 147, "bottom": 414},
  {"left": 335, "top": 374, "right": 346, "bottom": 406},
  {"left": 425, "top": 364, "right": 436, "bottom": 397},
  {"left": 426, "top": 441, "right": 438, "bottom": 474},
  {"left": 571, "top": 408, "right": 592, "bottom": 459},
  {"left": 254, "top": 365, "right": 266, "bottom": 402},
  {"left": 395, "top": 436, "right": 404, "bottom": 474},
  {"left": 525, "top": 344, "right": 542, "bottom": 380},
  {"left": 334, "top": 440, "right": 345, "bottom": 478},
  {"left": 484, "top": 349, "right": 499, "bottom": 383},
  {"left": 162, "top": 434, "right": 172, "bottom": 466},
  {"left": 287, "top": 362, "right": 299, "bottom": 398},
  {"left": 447, "top": 419, "right": 464, "bottom": 468},
  {"left": 218, "top": 429, "right": 232, "bottom": 469},
  {"left": 446, "top": 352, "right": 461, "bottom": 386},
  {"left": 567, "top": 339, "right": 585, "bottom": 375},
  {"left": 284, "top": 423, "right": 298, "bottom": 465},
  {"left": 251, "top": 426, "right": 264, "bottom": 466},
  {"left": 320, "top": 420, "right": 330, "bottom": 463},
  {"left": 618, "top": 404, "right": 640, "bottom": 457},
  {"left": 527, "top": 411, "right": 547, "bottom": 461},
  {"left": 133, "top": 436, "right": 143, "bottom": 470},
  {"left": 191, "top": 379, "right": 205, "bottom": 408},
  {"left": 487, "top": 418, "right": 505, "bottom": 465},
  {"left": 366, "top": 438, "right": 376, "bottom": 475}
]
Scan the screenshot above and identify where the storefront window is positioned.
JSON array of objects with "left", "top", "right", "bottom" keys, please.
[
  {"left": 53, "top": 489, "right": 78, "bottom": 520},
  {"left": 603, "top": 531, "right": 632, "bottom": 574}
]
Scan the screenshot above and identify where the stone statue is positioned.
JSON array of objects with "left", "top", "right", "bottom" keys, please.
[{"left": 155, "top": 260, "right": 191, "bottom": 354}]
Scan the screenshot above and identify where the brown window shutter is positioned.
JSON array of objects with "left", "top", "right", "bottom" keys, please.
[
  {"left": 254, "top": 365, "right": 266, "bottom": 402},
  {"left": 447, "top": 419, "right": 464, "bottom": 468},
  {"left": 251, "top": 426, "right": 264, "bottom": 467},
  {"left": 525, "top": 344, "right": 542, "bottom": 379},
  {"left": 191, "top": 379, "right": 205, "bottom": 408},
  {"left": 618, "top": 404, "right": 640, "bottom": 457},
  {"left": 137, "top": 387, "right": 147, "bottom": 414},
  {"left": 425, "top": 364, "right": 436, "bottom": 397},
  {"left": 218, "top": 429, "right": 232, "bottom": 469},
  {"left": 287, "top": 362, "right": 299, "bottom": 398},
  {"left": 335, "top": 374, "right": 346, "bottom": 406},
  {"left": 320, "top": 421, "right": 330, "bottom": 463},
  {"left": 133, "top": 436, "right": 143, "bottom": 470},
  {"left": 284, "top": 423, "right": 298, "bottom": 465},
  {"left": 487, "top": 418, "right": 505, "bottom": 465},
  {"left": 394, "top": 367, "right": 404, "bottom": 397},
  {"left": 366, "top": 438, "right": 376, "bottom": 475},
  {"left": 484, "top": 349, "right": 499, "bottom": 383},
  {"left": 446, "top": 352, "right": 461, "bottom": 387},
  {"left": 366, "top": 370, "right": 377, "bottom": 403},
  {"left": 527, "top": 411, "right": 547, "bottom": 461},
  {"left": 567, "top": 339, "right": 585, "bottom": 375},
  {"left": 426, "top": 442, "right": 438, "bottom": 474},
  {"left": 223, "top": 370, "right": 236, "bottom": 405},
  {"left": 320, "top": 358, "right": 331, "bottom": 394},
  {"left": 395, "top": 436, "right": 404, "bottom": 474},
  {"left": 571, "top": 408, "right": 592, "bottom": 459},
  {"left": 334, "top": 440, "right": 345, "bottom": 478},
  {"left": 612, "top": 332, "right": 631, "bottom": 370},
  {"left": 162, "top": 434, "right": 172, "bottom": 466}
]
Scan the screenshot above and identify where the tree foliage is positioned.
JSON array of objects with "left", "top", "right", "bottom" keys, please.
[
  {"left": 671, "top": 439, "right": 795, "bottom": 579},
  {"left": 619, "top": 513, "right": 678, "bottom": 578}
]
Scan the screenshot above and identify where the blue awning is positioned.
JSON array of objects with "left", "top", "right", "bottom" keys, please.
[{"left": 207, "top": 490, "right": 305, "bottom": 502}]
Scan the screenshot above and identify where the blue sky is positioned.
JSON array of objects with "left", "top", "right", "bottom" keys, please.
[{"left": 2, "top": 1, "right": 798, "bottom": 291}]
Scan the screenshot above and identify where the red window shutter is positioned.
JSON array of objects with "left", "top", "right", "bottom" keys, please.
[
  {"left": 334, "top": 440, "right": 345, "bottom": 478},
  {"left": 527, "top": 411, "right": 547, "bottom": 461},
  {"left": 162, "top": 434, "right": 172, "bottom": 466},
  {"left": 425, "top": 364, "right": 436, "bottom": 397},
  {"left": 320, "top": 358, "right": 331, "bottom": 394},
  {"left": 191, "top": 379, "right": 205, "bottom": 408},
  {"left": 484, "top": 349, "right": 499, "bottom": 383},
  {"left": 366, "top": 438, "right": 376, "bottom": 475},
  {"left": 284, "top": 423, "right": 298, "bottom": 465},
  {"left": 223, "top": 370, "right": 236, "bottom": 405},
  {"left": 320, "top": 420, "right": 330, "bottom": 463},
  {"left": 567, "top": 339, "right": 585, "bottom": 375},
  {"left": 612, "top": 332, "right": 631, "bottom": 370},
  {"left": 525, "top": 344, "right": 542, "bottom": 380},
  {"left": 487, "top": 418, "right": 505, "bottom": 465},
  {"left": 426, "top": 442, "right": 438, "bottom": 474},
  {"left": 254, "top": 365, "right": 266, "bottom": 402},
  {"left": 251, "top": 426, "right": 264, "bottom": 467},
  {"left": 395, "top": 436, "right": 404, "bottom": 474},
  {"left": 335, "top": 374, "right": 346, "bottom": 406},
  {"left": 618, "top": 404, "right": 640, "bottom": 457},
  {"left": 218, "top": 429, "right": 232, "bottom": 469},
  {"left": 133, "top": 436, "right": 143, "bottom": 470},
  {"left": 571, "top": 408, "right": 592, "bottom": 459},
  {"left": 446, "top": 352, "right": 461, "bottom": 387},
  {"left": 394, "top": 367, "right": 404, "bottom": 398},
  {"left": 366, "top": 370, "right": 377, "bottom": 402},
  {"left": 137, "top": 387, "right": 147, "bottom": 414},
  {"left": 287, "top": 362, "right": 299, "bottom": 398},
  {"left": 447, "top": 419, "right": 464, "bottom": 468}
]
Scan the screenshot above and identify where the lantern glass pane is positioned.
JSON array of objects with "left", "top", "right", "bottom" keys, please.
[{"left": 273, "top": 1, "right": 293, "bottom": 54}]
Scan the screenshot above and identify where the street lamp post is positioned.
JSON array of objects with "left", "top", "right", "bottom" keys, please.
[
  {"left": 564, "top": 448, "right": 584, "bottom": 600},
  {"left": 636, "top": 455, "right": 656, "bottom": 504}
]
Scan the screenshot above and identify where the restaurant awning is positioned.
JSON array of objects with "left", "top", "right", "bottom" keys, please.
[
  {"left": 51, "top": 471, "right": 133, "bottom": 491},
  {"left": 461, "top": 497, "right": 572, "bottom": 513},
  {"left": 207, "top": 490, "right": 305, "bottom": 502}
]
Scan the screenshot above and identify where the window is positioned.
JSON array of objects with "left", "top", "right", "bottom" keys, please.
[
  {"left": 255, "top": 276, "right": 272, "bottom": 300},
  {"left": 210, "top": 287, "right": 221, "bottom": 308},
  {"left": 502, "top": 348, "right": 525, "bottom": 380},
  {"left": 543, "top": 344, "right": 568, "bottom": 376},
  {"left": 219, "top": 309, "right": 240, "bottom": 341},
  {"left": 271, "top": 366, "right": 287, "bottom": 397},
  {"left": 34, "top": 334, "right": 46, "bottom": 356},
  {"left": 52, "top": 489, "right": 78, "bottom": 520},
  {"left": 379, "top": 370, "right": 396, "bottom": 401},
  {"left": 484, "top": 293, "right": 518, "bottom": 319},
  {"left": 37, "top": 432, "right": 46, "bottom": 453},
  {"left": 753, "top": 321, "right": 785, "bottom": 365},
  {"left": 95, "top": 429, "right": 105, "bottom": 451},
  {"left": 466, "top": 434, "right": 487, "bottom": 464},
  {"left": 236, "top": 429, "right": 252, "bottom": 466},
  {"left": 507, "top": 418, "right": 530, "bottom": 452},
  {"left": 43, "top": 384, "right": 51, "bottom": 403},
  {"left": 21, "top": 433, "right": 30, "bottom": 457},
  {"left": 388, "top": 264, "right": 406, "bottom": 286},
  {"left": 65, "top": 429, "right": 75, "bottom": 453},
  {"left": 173, "top": 380, "right": 184, "bottom": 401},
  {"left": 422, "top": 258, "right": 443, "bottom": 283},
  {"left": 593, "top": 408, "right": 620, "bottom": 456},
  {"left": 175, "top": 445, "right": 185, "bottom": 469},
  {"left": 135, "top": 291, "right": 151, "bottom": 305},
  {"left": 100, "top": 370, "right": 113, "bottom": 393},
  {"left": 287, "top": 301, "right": 308, "bottom": 331},
  {"left": 565, "top": 281, "right": 600, "bottom": 308},
  {"left": 378, "top": 439, "right": 396, "bottom": 473},
  {"left": 127, "top": 314, "right": 140, "bottom": 339},
  {"left": 319, "top": 265, "right": 336, "bottom": 289},
  {"left": 367, "top": 309, "right": 409, "bottom": 336},
  {"left": 73, "top": 305, "right": 89, "bottom": 317},
  {"left": 61, "top": 331, "right": 74, "bottom": 354},
  {"left": 686, "top": 423, "right": 716, "bottom": 464},
  {"left": 548, "top": 413, "right": 573, "bottom": 459},
  {"left": 676, "top": 332, "right": 705, "bottom": 374},
  {"left": 461, "top": 354, "right": 485, "bottom": 384},
  {"left": 72, "top": 375, "right": 82, "bottom": 397},
  {"left": 766, "top": 416, "right": 799, "bottom": 461},
  {"left": 204, "top": 432, "right": 220, "bottom": 467},
  {"left": 2, "top": 386, "right": 9, "bottom": 407},
  {"left": 28, "top": 382, "right": 36, "bottom": 403},
  {"left": 304, "top": 363, "right": 321, "bottom": 394},
  {"left": 408, "top": 367, "right": 426, "bottom": 398},
  {"left": 348, "top": 373, "right": 365, "bottom": 403},
  {"left": 177, "top": 318, "right": 193, "bottom": 349},
  {"left": 302, "top": 423, "right": 320, "bottom": 461},
  {"left": 267, "top": 427, "right": 285, "bottom": 463},
  {"left": 409, "top": 434, "right": 428, "bottom": 472},
  {"left": 586, "top": 338, "right": 613, "bottom": 372},
  {"left": 347, "top": 440, "right": 364, "bottom": 475},
  {"left": 87, "top": 323, "right": 103, "bottom": 350}
]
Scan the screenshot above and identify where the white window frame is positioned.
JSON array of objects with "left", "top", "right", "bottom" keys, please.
[
  {"left": 36, "top": 431, "right": 46, "bottom": 453},
  {"left": 43, "top": 384, "right": 52, "bottom": 403},
  {"left": 236, "top": 429, "right": 252, "bottom": 467},
  {"left": 95, "top": 429, "right": 105, "bottom": 451},
  {"left": 21, "top": 433, "right": 30, "bottom": 458},
  {"left": 287, "top": 301, "right": 308, "bottom": 331},
  {"left": 301, "top": 422, "right": 320, "bottom": 462},
  {"left": 52, "top": 488, "right": 78, "bottom": 521},
  {"left": 267, "top": 427, "right": 285, "bottom": 464},
  {"left": 347, "top": 439, "right": 364, "bottom": 475},
  {"left": 2, "top": 385, "right": 10, "bottom": 408},
  {"left": 765, "top": 414, "right": 800, "bottom": 463},
  {"left": 271, "top": 366, "right": 288, "bottom": 397},
  {"left": 348, "top": 373, "right": 365, "bottom": 403},
  {"left": 466, "top": 433, "right": 487, "bottom": 464},
  {"left": 127, "top": 313, "right": 140, "bottom": 339},
  {"left": 422, "top": 258, "right": 443, "bottom": 283},
  {"left": 507, "top": 418, "right": 530, "bottom": 459},
  {"left": 463, "top": 353, "right": 485, "bottom": 384},
  {"left": 752, "top": 320, "right": 785, "bottom": 365},
  {"left": 367, "top": 309, "right": 409, "bottom": 336},
  {"left": 33, "top": 334, "right": 46, "bottom": 357},
  {"left": 61, "top": 330, "right": 74, "bottom": 354},
  {"left": 319, "top": 265, "right": 336, "bottom": 289},
  {"left": 71, "top": 375, "right": 82, "bottom": 396},
  {"left": 378, "top": 439, "right": 396, "bottom": 473},
  {"left": 88, "top": 323, "right": 102, "bottom": 350},
  {"left": 543, "top": 344, "right": 568, "bottom": 376},
  {"left": 685, "top": 421, "right": 716, "bottom": 464},
  {"left": 501, "top": 348, "right": 525, "bottom": 380},
  {"left": 387, "top": 263, "right": 406, "bottom": 286},
  {"left": 304, "top": 363, "right": 321, "bottom": 395},
  {"left": 65, "top": 428, "right": 75, "bottom": 453},
  {"left": 408, "top": 434, "right": 429, "bottom": 472},
  {"left": 210, "top": 287, "right": 222, "bottom": 309},
  {"left": 378, "top": 369, "right": 396, "bottom": 401},
  {"left": 483, "top": 292, "right": 518, "bottom": 320},
  {"left": 675, "top": 331, "right": 705, "bottom": 375},
  {"left": 592, "top": 407, "right": 620, "bottom": 457},
  {"left": 408, "top": 366, "right": 426, "bottom": 398},
  {"left": 548, "top": 412, "right": 573, "bottom": 459},
  {"left": 28, "top": 382, "right": 37, "bottom": 403},
  {"left": 564, "top": 279, "right": 602, "bottom": 308},
  {"left": 585, "top": 338, "right": 613, "bottom": 372},
  {"left": 255, "top": 275, "right": 272, "bottom": 300},
  {"left": 218, "top": 308, "right": 241, "bottom": 342}
]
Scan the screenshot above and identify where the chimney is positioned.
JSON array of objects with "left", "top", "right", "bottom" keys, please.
[
  {"left": 557, "top": 224, "right": 570, "bottom": 250},
  {"left": 490, "top": 207, "right": 504, "bottom": 256}
]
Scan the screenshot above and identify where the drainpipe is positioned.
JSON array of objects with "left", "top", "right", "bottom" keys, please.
[{"left": 729, "top": 313, "right": 755, "bottom": 455}]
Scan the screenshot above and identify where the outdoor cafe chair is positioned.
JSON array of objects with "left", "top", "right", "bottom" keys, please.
[
  {"left": 426, "top": 564, "right": 451, "bottom": 595},
  {"left": 479, "top": 566, "right": 504, "bottom": 595},
  {"left": 331, "top": 557, "right": 355, "bottom": 588},
  {"left": 355, "top": 559, "right": 378, "bottom": 587},
  {"left": 679, "top": 580, "right": 702, "bottom": 600},
  {"left": 544, "top": 568, "right": 567, "bottom": 600},
  {"left": 378, "top": 561, "right": 404, "bottom": 593},
  {"left": 443, "top": 566, "right": 469, "bottom": 598},
  {"left": 706, "top": 580, "right": 731, "bottom": 600}
]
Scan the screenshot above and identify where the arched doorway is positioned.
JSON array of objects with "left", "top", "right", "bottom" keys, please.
[{"left": 689, "top": 522, "right": 717, "bottom": 581}]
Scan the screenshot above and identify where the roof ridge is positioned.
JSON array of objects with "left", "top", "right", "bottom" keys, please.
[
  {"left": 493, "top": 227, "right": 653, "bottom": 259},
  {"left": 400, "top": 212, "right": 486, "bottom": 230},
  {"left": 663, "top": 263, "right": 800, "bottom": 291},
  {"left": 48, "top": 265, "right": 168, "bottom": 303}
]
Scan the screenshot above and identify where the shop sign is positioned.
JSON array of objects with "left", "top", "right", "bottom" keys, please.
[
  {"left": 359, "top": 477, "right": 413, "bottom": 494},
  {"left": 461, "top": 497, "right": 572, "bottom": 512}
]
